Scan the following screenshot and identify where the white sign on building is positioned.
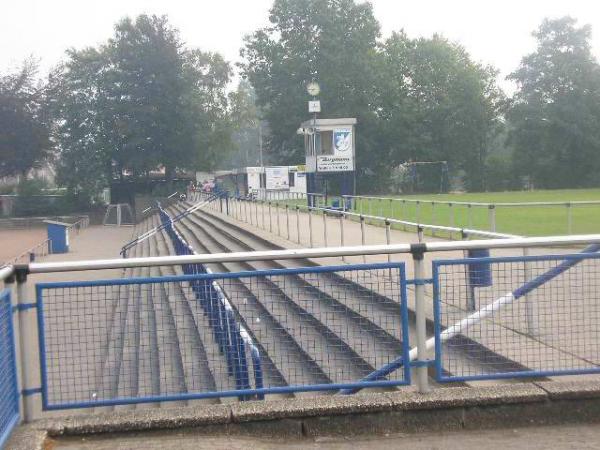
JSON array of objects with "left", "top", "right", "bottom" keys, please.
[
  {"left": 265, "top": 166, "right": 289, "bottom": 190},
  {"left": 301, "top": 118, "right": 357, "bottom": 173}
]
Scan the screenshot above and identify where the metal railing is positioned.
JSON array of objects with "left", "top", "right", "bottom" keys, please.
[
  {"left": 3, "top": 216, "right": 90, "bottom": 267},
  {"left": 3, "top": 238, "right": 52, "bottom": 266},
  {"left": 2, "top": 232, "right": 600, "bottom": 426},
  {"left": 336, "top": 194, "right": 600, "bottom": 235},
  {"left": 156, "top": 205, "right": 263, "bottom": 401},
  {"left": 0, "top": 287, "right": 19, "bottom": 448},
  {"left": 226, "top": 197, "right": 519, "bottom": 257},
  {"left": 120, "top": 194, "right": 219, "bottom": 257},
  {"left": 255, "top": 189, "right": 307, "bottom": 202}
]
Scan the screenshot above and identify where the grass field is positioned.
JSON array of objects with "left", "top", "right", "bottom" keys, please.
[{"left": 309, "top": 189, "right": 600, "bottom": 237}]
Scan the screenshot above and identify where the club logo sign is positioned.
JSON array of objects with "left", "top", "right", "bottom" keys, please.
[{"left": 334, "top": 130, "right": 352, "bottom": 154}]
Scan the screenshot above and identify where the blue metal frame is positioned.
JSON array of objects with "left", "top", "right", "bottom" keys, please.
[
  {"left": 0, "top": 289, "right": 20, "bottom": 449},
  {"left": 36, "top": 261, "right": 410, "bottom": 410},
  {"left": 432, "top": 251, "right": 600, "bottom": 383}
]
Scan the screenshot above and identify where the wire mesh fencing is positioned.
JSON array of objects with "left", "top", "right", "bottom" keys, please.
[
  {"left": 0, "top": 289, "right": 19, "bottom": 448},
  {"left": 433, "top": 252, "right": 600, "bottom": 382},
  {"left": 36, "top": 262, "right": 409, "bottom": 409}
]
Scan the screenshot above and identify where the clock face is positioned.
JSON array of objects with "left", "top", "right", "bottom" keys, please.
[{"left": 307, "top": 82, "right": 320, "bottom": 96}]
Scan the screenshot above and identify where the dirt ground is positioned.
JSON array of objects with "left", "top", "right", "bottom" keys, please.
[
  {"left": 0, "top": 227, "right": 47, "bottom": 264},
  {"left": 51, "top": 423, "right": 600, "bottom": 449}
]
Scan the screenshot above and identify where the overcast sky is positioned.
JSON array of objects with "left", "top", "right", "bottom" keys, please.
[{"left": 2, "top": 0, "right": 600, "bottom": 93}]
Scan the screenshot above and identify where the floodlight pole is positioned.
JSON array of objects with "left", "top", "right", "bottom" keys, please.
[{"left": 258, "top": 123, "right": 263, "bottom": 168}]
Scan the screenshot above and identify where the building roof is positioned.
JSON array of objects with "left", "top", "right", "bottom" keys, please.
[{"left": 300, "top": 118, "right": 357, "bottom": 128}]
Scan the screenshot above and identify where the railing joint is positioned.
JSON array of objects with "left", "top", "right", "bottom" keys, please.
[
  {"left": 15, "top": 303, "right": 37, "bottom": 312},
  {"left": 406, "top": 278, "right": 433, "bottom": 286},
  {"left": 410, "top": 359, "right": 434, "bottom": 368},
  {"left": 22, "top": 387, "right": 42, "bottom": 397},
  {"left": 410, "top": 243, "right": 427, "bottom": 259}
]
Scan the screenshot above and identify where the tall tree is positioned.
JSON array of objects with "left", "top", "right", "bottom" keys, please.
[
  {"left": 0, "top": 59, "right": 52, "bottom": 178},
  {"left": 508, "top": 17, "right": 600, "bottom": 188},
  {"left": 49, "top": 14, "right": 232, "bottom": 197},
  {"left": 241, "top": 0, "right": 382, "bottom": 183},
  {"left": 381, "top": 33, "right": 504, "bottom": 191},
  {"left": 227, "top": 80, "right": 263, "bottom": 168}
]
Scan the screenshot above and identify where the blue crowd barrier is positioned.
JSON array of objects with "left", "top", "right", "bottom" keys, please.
[
  {"left": 0, "top": 289, "right": 19, "bottom": 448},
  {"left": 433, "top": 249, "right": 600, "bottom": 382},
  {"left": 158, "top": 206, "right": 261, "bottom": 398}
]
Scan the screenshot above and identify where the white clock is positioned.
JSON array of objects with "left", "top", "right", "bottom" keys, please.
[{"left": 307, "top": 82, "right": 320, "bottom": 96}]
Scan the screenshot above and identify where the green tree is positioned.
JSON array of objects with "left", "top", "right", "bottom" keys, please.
[
  {"left": 0, "top": 59, "right": 52, "bottom": 178},
  {"left": 381, "top": 33, "right": 504, "bottom": 191},
  {"left": 49, "top": 14, "right": 232, "bottom": 198},
  {"left": 508, "top": 17, "right": 600, "bottom": 188},
  {"left": 227, "top": 80, "right": 263, "bottom": 168},
  {"left": 241, "top": 0, "right": 383, "bottom": 185},
  {"left": 47, "top": 48, "right": 112, "bottom": 198}
]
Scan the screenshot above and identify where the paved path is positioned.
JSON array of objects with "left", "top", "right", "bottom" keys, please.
[
  {"left": 12, "top": 225, "right": 136, "bottom": 420},
  {"left": 52, "top": 422, "right": 600, "bottom": 449}
]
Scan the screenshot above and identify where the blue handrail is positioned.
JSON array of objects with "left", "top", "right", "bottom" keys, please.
[{"left": 157, "top": 205, "right": 263, "bottom": 399}]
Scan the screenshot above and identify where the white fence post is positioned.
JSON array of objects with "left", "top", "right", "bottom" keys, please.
[
  {"left": 296, "top": 206, "right": 301, "bottom": 245},
  {"left": 523, "top": 247, "right": 537, "bottom": 336},
  {"left": 322, "top": 210, "right": 328, "bottom": 247},
  {"left": 385, "top": 219, "right": 392, "bottom": 263},
  {"left": 489, "top": 205, "right": 496, "bottom": 232},
  {"left": 276, "top": 203, "right": 281, "bottom": 237},
  {"left": 340, "top": 212, "right": 346, "bottom": 263},
  {"left": 412, "top": 249, "right": 430, "bottom": 393},
  {"left": 16, "top": 271, "right": 40, "bottom": 421},
  {"left": 468, "top": 204, "right": 473, "bottom": 229},
  {"left": 308, "top": 208, "right": 314, "bottom": 248},
  {"left": 286, "top": 204, "right": 290, "bottom": 240},
  {"left": 431, "top": 202, "right": 436, "bottom": 237},
  {"left": 360, "top": 215, "right": 366, "bottom": 263}
]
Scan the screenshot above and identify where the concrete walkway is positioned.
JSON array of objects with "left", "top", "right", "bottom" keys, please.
[{"left": 51, "top": 423, "right": 600, "bottom": 449}]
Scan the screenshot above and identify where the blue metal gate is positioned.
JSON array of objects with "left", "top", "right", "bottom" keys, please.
[{"left": 36, "top": 262, "right": 410, "bottom": 410}]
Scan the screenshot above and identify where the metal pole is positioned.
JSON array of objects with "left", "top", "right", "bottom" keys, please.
[
  {"left": 340, "top": 212, "right": 346, "bottom": 263},
  {"left": 489, "top": 205, "right": 496, "bottom": 232},
  {"left": 276, "top": 203, "right": 281, "bottom": 236},
  {"left": 360, "top": 215, "right": 366, "bottom": 263},
  {"left": 16, "top": 271, "right": 39, "bottom": 421},
  {"left": 255, "top": 199, "right": 259, "bottom": 227},
  {"left": 5, "top": 277, "right": 24, "bottom": 417},
  {"left": 567, "top": 203, "right": 573, "bottom": 234},
  {"left": 308, "top": 208, "right": 314, "bottom": 248},
  {"left": 468, "top": 204, "right": 473, "bottom": 229},
  {"left": 269, "top": 202, "right": 273, "bottom": 233},
  {"left": 296, "top": 206, "right": 301, "bottom": 245},
  {"left": 523, "top": 247, "right": 537, "bottom": 336},
  {"left": 323, "top": 210, "right": 328, "bottom": 247},
  {"left": 417, "top": 225, "right": 424, "bottom": 243},
  {"left": 431, "top": 202, "right": 436, "bottom": 237},
  {"left": 262, "top": 201, "right": 266, "bottom": 230},
  {"left": 385, "top": 219, "right": 392, "bottom": 263},
  {"left": 413, "top": 250, "right": 430, "bottom": 393},
  {"left": 286, "top": 205, "right": 290, "bottom": 240}
]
